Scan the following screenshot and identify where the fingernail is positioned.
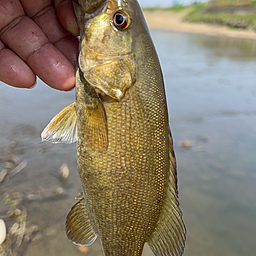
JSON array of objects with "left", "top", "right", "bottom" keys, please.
[{"left": 28, "top": 81, "right": 37, "bottom": 89}]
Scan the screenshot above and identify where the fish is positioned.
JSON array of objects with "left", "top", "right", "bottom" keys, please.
[{"left": 41, "top": 0, "right": 186, "bottom": 255}]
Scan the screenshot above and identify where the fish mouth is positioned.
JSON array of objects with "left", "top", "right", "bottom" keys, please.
[{"left": 91, "top": 52, "right": 132, "bottom": 63}]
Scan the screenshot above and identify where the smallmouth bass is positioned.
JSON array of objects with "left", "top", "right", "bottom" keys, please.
[{"left": 42, "top": 0, "right": 186, "bottom": 255}]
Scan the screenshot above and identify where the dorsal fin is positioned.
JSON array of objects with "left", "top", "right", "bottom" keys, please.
[
  {"left": 147, "top": 130, "right": 186, "bottom": 256},
  {"left": 65, "top": 198, "right": 98, "bottom": 246}
]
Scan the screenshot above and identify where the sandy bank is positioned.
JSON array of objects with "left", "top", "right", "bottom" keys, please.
[{"left": 143, "top": 9, "right": 256, "bottom": 39}]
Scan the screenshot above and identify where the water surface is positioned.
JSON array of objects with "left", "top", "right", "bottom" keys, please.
[{"left": 1, "top": 30, "right": 256, "bottom": 256}]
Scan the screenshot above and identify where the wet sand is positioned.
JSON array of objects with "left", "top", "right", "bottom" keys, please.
[{"left": 144, "top": 9, "right": 256, "bottom": 39}]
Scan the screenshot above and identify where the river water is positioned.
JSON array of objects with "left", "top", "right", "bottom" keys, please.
[{"left": 0, "top": 30, "right": 256, "bottom": 256}]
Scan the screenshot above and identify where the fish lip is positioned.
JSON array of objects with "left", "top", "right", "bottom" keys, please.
[
  {"left": 83, "top": 52, "right": 132, "bottom": 68},
  {"left": 92, "top": 52, "right": 132, "bottom": 62}
]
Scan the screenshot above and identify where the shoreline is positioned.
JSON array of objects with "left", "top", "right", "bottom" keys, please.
[{"left": 143, "top": 9, "right": 256, "bottom": 39}]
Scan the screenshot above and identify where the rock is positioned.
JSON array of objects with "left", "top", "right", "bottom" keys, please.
[
  {"left": 78, "top": 245, "right": 90, "bottom": 254},
  {"left": 0, "top": 169, "right": 8, "bottom": 183},
  {"left": 59, "top": 163, "right": 69, "bottom": 180},
  {"left": 26, "top": 193, "right": 42, "bottom": 201},
  {"left": 32, "top": 232, "right": 42, "bottom": 242},
  {"left": 54, "top": 187, "right": 64, "bottom": 196},
  {"left": 0, "top": 219, "right": 7, "bottom": 245},
  {"left": 181, "top": 140, "right": 193, "bottom": 148},
  {"left": 9, "top": 222, "right": 19, "bottom": 235}
]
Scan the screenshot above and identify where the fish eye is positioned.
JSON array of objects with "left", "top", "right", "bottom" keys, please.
[{"left": 113, "top": 11, "right": 131, "bottom": 30}]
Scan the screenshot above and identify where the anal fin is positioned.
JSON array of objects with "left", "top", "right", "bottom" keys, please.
[
  {"left": 65, "top": 198, "right": 97, "bottom": 246},
  {"left": 147, "top": 132, "right": 186, "bottom": 256}
]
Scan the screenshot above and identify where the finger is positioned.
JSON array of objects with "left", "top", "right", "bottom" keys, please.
[
  {"left": 0, "top": 0, "right": 35, "bottom": 88},
  {"left": 0, "top": 0, "right": 25, "bottom": 30},
  {"left": 27, "top": 43, "right": 75, "bottom": 91},
  {"left": 0, "top": 40, "right": 36, "bottom": 88},
  {"left": 21, "top": 1, "right": 68, "bottom": 43},
  {"left": 54, "top": 0, "right": 79, "bottom": 36},
  {"left": 1, "top": 17, "right": 75, "bottom": 90},
  {"left": 32, "top": 5, "right": 79, "bottom": 66},
  {"left": 0, "top": 0, "right": 75, "bottom": 91},
  {"left": 54, "top": 35, "right": 78, "bottom": 67},
  {"left": 19, "top": 0, "right": 52, "bottom": 17},
  {"left": 21, "top": 0, "right": 79, "bottom": 66}
]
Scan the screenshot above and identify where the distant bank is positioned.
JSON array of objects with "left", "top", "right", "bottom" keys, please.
[{"left": 143, "top": 3, "right": 256, "bottom": 39}]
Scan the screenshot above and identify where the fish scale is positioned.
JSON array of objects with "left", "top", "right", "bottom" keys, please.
[
  {"left": 77, "top": 87, "right": 167, "bottom": 255},
  {"left": 42, "top": 0, "right": 186, "bottom": 255}
]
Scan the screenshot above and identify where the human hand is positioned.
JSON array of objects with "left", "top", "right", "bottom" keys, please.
[{"left": 0, "top": 0, "right": 79, "bottom": 91}]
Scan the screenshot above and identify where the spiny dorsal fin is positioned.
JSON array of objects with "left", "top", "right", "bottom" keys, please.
[
  {"left": 41, "top": 102, "right": 77, "bottom": 144},
  {"left": 66, "top": 199, "right": 97, "bottom": 246},
  {"left": 147, "top": 131, "right": 186, "bottom": 256}
]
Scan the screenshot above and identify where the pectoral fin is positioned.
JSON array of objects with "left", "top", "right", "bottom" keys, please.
[
  {"left": 41, "top": 84, "right": 108, "bottom": 152},
  {"left": 147, "top": 132, "right": 186, "bottom": 256},
  {"left": 41, "top": 102, "right": 77, "bottom": 144},
  {"left": 66, "top": 198, "right": 97, "bottom": 246}
]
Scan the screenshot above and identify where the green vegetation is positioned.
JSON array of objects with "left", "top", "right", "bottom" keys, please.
[
  {"left": 143, "top": 0, "right": 256, "bottom": 31},
  {"left": 142, "top": 5, "right": 190, "bottom": 12},
  {"left": 185, "top": 2, "right": 256, "bottom": 30},
  {"left": 209, "top": 0, "right": 255, "bottom": 6}
]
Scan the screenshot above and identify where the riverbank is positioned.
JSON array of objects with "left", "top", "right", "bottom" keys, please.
[{"left": 143, "top": 8, "right": 256, "bottom": 39}]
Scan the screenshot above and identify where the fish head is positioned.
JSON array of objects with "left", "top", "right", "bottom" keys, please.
[{"left": 75, "top": 0, "right": 146, "bottom": 101}]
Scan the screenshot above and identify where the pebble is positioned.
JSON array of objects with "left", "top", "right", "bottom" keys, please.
[
  {"left": 0, "top": 169, "right": 8, "bottom": 183},
  {"left": 181, "top": 140, "right": 193, "bottom": 148},
  {"left": 60, "top": 163, "right": 69, "bottom": 180},
  {"left": 26, "top": 193, "right": 42, "bottom": 201},
  {"left": 5, "top": 161, "right": 15, "bottom": 169},
  {"left": 78, "top": 245, "right": 90, "bottom": 254},
  {"left": 32, "top": 232, "right": 42, "bottom": 242},
  {"left": 55, "top": 187, "right": 64, "bottom": 196},
  {"left": 0, "top": 219, "right": 7, "bottom": 245},
  {"left": 14, "top": 209, "right": 22, "bottom": 216},
  {"left": 9, "top": 222, "right": 19, "bottom": 235}
]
